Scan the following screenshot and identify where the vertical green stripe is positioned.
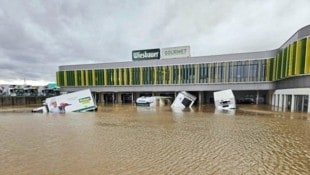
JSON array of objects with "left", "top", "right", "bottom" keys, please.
[
  {"left": 266, "top": 59, "right": 270, "bottom": 81},
  {"left": 272, "top": 57, "right": 276, "bottom": 80},
  {"left": 300, "top": 38, "right": 307, "bottom": 74},
  {"left": 178, "top": 65, "right": 181, "bottom": 84},
  {"left": 295, "top": 40, "right": 302, "bottom": 75},
  {"left": 169, "top": 66, "right": 172, "bottom": 84}
]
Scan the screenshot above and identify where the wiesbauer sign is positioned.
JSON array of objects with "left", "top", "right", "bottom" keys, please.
[{"left": 132, "top": 48, "right": 160, "bottom": 61}]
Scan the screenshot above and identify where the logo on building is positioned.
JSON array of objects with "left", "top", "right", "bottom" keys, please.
[
  {"left": 132, "top": 48, "right": 160, "bottom": 61},
  {"left": 161, "top": 46, "right": 190, "bottom": 59}
]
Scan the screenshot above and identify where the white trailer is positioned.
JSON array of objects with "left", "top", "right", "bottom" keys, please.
[
  {"left": 213, "top": 89, "right": 236, "bottom": 110},
  {"left": 171, "top": 91, "right": 197, "bottom": 109},
  {"left": 32, "top": 89, "right": 97, "bottom": 113},
  {"left": 136, "top": 96, "right": 171, "bottom": 107}
]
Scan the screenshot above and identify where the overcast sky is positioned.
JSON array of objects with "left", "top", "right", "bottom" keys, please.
[{"left": 0, "top": 0, "right": 310, "bottom": 85}]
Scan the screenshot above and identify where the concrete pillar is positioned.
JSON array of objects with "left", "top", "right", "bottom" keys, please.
[
  {"left": 301, "top": 95, "right": 305, "bottom": 112},
  {"left": 308, "top": 95, "right": 310, "bottom": 113},
  {"left": 92, "top": 92, "right": 99, "bottom": 103},
  {"left": 100, "top": 93, "right": 105, "bottom": 103},
  {"left": 134, "top": 92, "right": 139, "bottom": 103},
  {"left": 198, "top": 91, "right": 203, "bottom": 105},
  {"left": 275, "top": 94, "right": 278, "bottom": 106},
  {"left": 279, "top": 94, "right": 283, "bottom": 109},
  {"left": 100, "top": 92, "right": 104, "bottom": 103},
  {"left": 266, "top": 90, "right": 273, "bottom": 105},
  {"left": 112, "top": 93, "right": 115, "bottom": 104},
  {"left": 291, "top": 95, "right": 295, "bottom": 112},
  {"left": 256, "top": 91, "right": 259, "bottom": 104},
  {"left": 117, "top": 92, "right": 122, "bottom": 104},
  {"left": 283, "top": 95, "right": 287, "bottom": 112}
]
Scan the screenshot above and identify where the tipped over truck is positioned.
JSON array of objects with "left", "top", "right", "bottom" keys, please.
[
  {"left": 32, "top": 89, "right": 97, "bottom": 113},
  {"left": 213, "top": 89, "right": 236, "bottom": 110},
  {"left": 171, "top": 91, "right": 197, "bottom": 109}
]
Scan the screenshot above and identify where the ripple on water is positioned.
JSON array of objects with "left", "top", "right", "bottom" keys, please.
[{"left": 0, "top": 105, "right": 309, "bottom": 174}]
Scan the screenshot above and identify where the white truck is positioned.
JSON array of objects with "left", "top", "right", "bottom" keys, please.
[
  {"left": 171, "top": 91, "right": 197, "bottom": 109},
  {"left": 213, "top": 89, "right": 236, "bottom": 110},
  {"left": 136, "top": 96, "right": 172, "bottom": 107},
  {"left": 32, "top": 89, "right": 97, "bottom": 113}
]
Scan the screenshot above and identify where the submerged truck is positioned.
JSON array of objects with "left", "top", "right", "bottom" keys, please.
[
  {"left": 171, "top": 91, "right": 197, "bottom": 109},
  {"left": 213, "top": 89, "right": 236, "bottom": 110},
  {"left": 32, "top": 89, "right": 97, "bottom": 113}
]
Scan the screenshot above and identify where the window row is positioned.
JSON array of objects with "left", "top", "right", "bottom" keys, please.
[{"left": 57, "top": 60, "right": 267, "bottom": 87}]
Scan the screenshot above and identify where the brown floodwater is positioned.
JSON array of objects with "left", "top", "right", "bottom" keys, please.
[{"left": 0, "top": 104, "right": 309, "bottom": 175}]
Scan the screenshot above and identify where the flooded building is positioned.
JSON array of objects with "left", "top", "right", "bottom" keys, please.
[
  {"left": 272, "top": 88, "right": 310, "bottom": 113},
  {"left": 56, "top": 25, "right": 310, "bottom": 112}
]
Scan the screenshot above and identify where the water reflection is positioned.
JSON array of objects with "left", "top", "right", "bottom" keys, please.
[
  {"left": 171, "top": 106, "right": 194, "bottom": 115},
  {"left": 136, "top": 106, "right": 157, "bottom": 112},
  {"left": 0, "top": 104, "right": 309, "bottom": 175},
  {"left": 214, "top": 109, "right": 236, "bottom": 116}
]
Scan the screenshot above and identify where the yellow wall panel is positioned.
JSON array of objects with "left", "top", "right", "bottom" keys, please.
[
  {"left": 64, "top": 71, "right": 67, "bottom": 86},
  {"left": 92, "top": 70, "right": 95, "bottom": 86},
  {"left": 104, "top": 69, "right": 107, "bottom": 85},
  {"left": 129, "top": 68, "right": 132, "bottom": 85},
  {"left": 154, "top": 67, "right": 157, "bottom": 85},
  {"left": 280, "top": 51, "right": 284, "bottom": 79},
  {"left": 288, "top": 44, "right": 294, "bottom": 76},
  {"left": 74, "top": 70, "right": 78, "bottom": 86},
  {"left": 85, "top": 70, "right": 89, "bottom": 86},
  {"left": 139, "top": 67, "right": 143, "bottom": 85},
  {"left": 305, "top": 37, "right": 310, "bottom": 73},
  {"left": 124, "top": 68, "right": 127, "bottom": 85},
  {"left": 82, "top": 70, "right": 85, "bottom": 86},
  {"left": 118, "top": 69, "right": 123, "bottom": 86},
  {"left": 286, "top": 47, "right": 290, "bottom": 77},
  {"left": 113, "top": 69, "right": 116, "bottom": 85},
  {"left": 194, "top": 64, "right": 198, "bottom": 83},
  {"left": 169, "top": 66, "right": 173, "bottom": 84},
  {"left": 295, "top": 40, "right": 302, "bottom": 75},
  {"left": 162, "top": 67, "right": 166, "bottom": 84}
]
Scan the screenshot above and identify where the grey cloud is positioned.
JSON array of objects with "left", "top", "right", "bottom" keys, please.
[{"left": 0, "top": 0, "right": 310, "bottom": 85}]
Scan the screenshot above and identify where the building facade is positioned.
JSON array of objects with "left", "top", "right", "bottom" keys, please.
[{"left": 56, "top": 25, "right": 310, "bottom": 112}]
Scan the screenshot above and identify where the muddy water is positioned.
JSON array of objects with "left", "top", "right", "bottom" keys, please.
[{"left": 0, "top": 104, "right": 309, "bottom": 175}]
